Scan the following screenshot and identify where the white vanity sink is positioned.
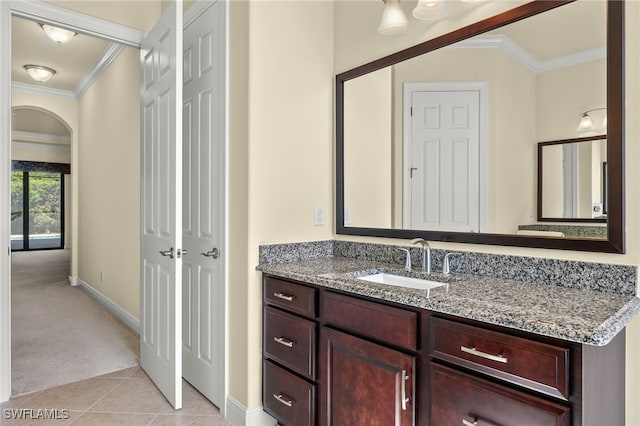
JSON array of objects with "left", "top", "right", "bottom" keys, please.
[{"left": 357, "top": 273, "right": 448, "bottom": 295}]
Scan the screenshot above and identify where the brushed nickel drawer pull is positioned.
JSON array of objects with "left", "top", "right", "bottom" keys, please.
[
  {"left": 461, "top": 346, "right": 508, "bottom": 364},
  {"left": 273, "top": 292, "right": 295, "bottom": 302},
  {"left": 273, "top": 336, "right": 295, "bottom": 348},
  {"left": 273, "top": 393, "right": 294, "bottom": 407},
  {"left": 462, "top": 419, "right": 478, "bottom": 426},
  {"left": 401, "top": 370, "right": 410, "bottom": 411}
]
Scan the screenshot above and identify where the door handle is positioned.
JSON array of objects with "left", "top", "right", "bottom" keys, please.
[
  {"left": 159, "top": 247, "right": 175, "bottom": 259},
  {"left": 201, "top": 248, "right": 219, "bottom": 259}
]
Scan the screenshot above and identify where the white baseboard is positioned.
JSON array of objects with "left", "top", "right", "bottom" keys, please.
[
  {"left": 226, "top": 395, "right": 276, "bottom": 426},
  {"left": 68, "top": 276, "right": 78, "bottom": 286},
  {"left": 76, "top": 278, "right": 140, "bottom": 335}
]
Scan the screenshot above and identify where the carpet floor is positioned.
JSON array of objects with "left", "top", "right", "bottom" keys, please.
[{"left": 11, "top": 250, "right": 139, "bottom": 396}]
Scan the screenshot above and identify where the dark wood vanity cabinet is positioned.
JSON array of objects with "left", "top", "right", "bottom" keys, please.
[
  {"left": 263, "top": 277, "right": 318, "bottom": 425},
  {"left": 262, "top": 274, "right": 626, "bottom": 425},
  {"left": 319, "top": 292, "right": 418, "bottom": 426},
  {"left": 319, "top": 327, "right": 415, "bottom": 425}
]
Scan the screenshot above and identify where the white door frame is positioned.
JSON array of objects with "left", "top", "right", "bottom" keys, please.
[
  {"left": 402, "top": 81, "right": 489, "bottom": 232},
  {"left": 0, "top": 0, "right": 228, "bottom": 405},
  {"left": 181, "top": 0, "right": 228, "bottom": 412},
  {"left": 0, "top": 0, "right": 143, "bottom": 403}
]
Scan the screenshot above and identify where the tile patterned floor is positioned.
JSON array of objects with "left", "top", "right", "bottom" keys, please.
[{"left": 1, "top": 366, "right": 231, "bottom": 425}]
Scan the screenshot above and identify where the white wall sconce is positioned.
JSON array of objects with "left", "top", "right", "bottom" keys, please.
[
  {"left": 378, "top": 0, "right": 409, "bottom": 36},
  {"left": 412, "top": 0, "right": 448, "bottom": 21},
  {"left": 23, "top": 65, "right": 56, "bottom": 82},
  {"left": 577, "top": 108, "right": 607, "bottom": 132},
  {"left": 40, "top": 24, "right": 77, "bottom": 45},
  {"left": 378, "top": 0, "right": 486, "bottom": 35}
]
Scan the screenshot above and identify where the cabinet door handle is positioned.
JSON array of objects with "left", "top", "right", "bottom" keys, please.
[
  {"left": 462, "top": 420, "right": 478, "bottom": 426},
  {"left": 273, "top": 336, "right": 295, "bottom": 348},
  {"left": 273, "top": 292, "right": 295, "bottom": 302},
  {"left": 461, "top": 346, "right": 508, "bottom": 364},
  {"left": 401, "top": 370, "right": 410, "bottom": 411},
  {"left": 273, "top": 393, "right": 294, "bottom": 407}
]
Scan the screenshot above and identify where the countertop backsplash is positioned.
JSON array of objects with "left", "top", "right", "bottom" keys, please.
[{"left": 259, "top": 239, "right": 637, "bottom": 297}]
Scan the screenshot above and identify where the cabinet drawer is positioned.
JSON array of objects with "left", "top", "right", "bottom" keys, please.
[
  {"left": 322, "top": 291, "right": 417, "bottom": 351},
  {"left": 264, "top": 277, "right": 317, "bottom": 318},
  {"left": 264, "top": 360, "right": 315, "bottom": 426},
  {"left": 264, "top": 306, "right": 316, "bottom": 379},
  {"left": 430, "top": 363, "right": 570, "bottom": 426},
  {"left": 429, "top": 317, "right": 569, "bottom": 400}
]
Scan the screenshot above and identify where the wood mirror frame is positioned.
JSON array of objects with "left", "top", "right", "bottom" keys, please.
[
  {"left": 537, "top": 135, "right": 608, "bottom": 223},
  {"left": 335, "top": 0, "right": 624, "bottom": 253}
]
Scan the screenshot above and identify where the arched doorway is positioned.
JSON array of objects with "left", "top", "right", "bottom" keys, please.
[{"left": 11, "top": 106, "right": 71, "bottom": 251}]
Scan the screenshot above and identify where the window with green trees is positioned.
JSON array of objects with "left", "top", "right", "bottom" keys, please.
[{"left": 11, "top": 169, "right": 65, "bottom": 251}]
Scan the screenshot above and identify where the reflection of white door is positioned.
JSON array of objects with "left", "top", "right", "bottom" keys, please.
[
  {"left": 182, "top": 1, "right": 225, "bottom": 409},
  {"left": 404, "top": 85, "right": 482, "bottom": 232},
  {"left": 140, "top": 0, "right": 183, "bottom": 409}
]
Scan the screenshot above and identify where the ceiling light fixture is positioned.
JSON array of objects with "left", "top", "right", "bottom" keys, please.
[
  {"left": 413, "top": 0, "right": 448, "bottom": 20},
  {"left": 23, "top": 65, "right": 56, "bottom": 83},
  {"left": 378, "top": 0, "right": 409, "bottom": 36},
  {"left": 577, "top": 108, "right": 607, "bottom": 132},
  {"left": 40, "top": 24, "right": 77, "bottom": 45}
]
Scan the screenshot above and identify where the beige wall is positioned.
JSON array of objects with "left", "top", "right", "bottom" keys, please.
[
  {"left": 344, "top": 67, "right": 393, "bottom": 228},
  {"left": 76, "top": 47, "right": 141, "bottom": 318},
  {"left": 11, "top": 143, "right": 71, "bottom": 164},
  {"left": 227, "top": 0, "right": 335, "bottom": 410},
  {"left": 536, "top": 59, "right": 607, "bottom": 142}
]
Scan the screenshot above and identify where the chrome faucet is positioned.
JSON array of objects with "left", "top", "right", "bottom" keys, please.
[
  {"left": 409, "top": 238, "right": 431, "bottom": 274},
  {"left": 399, "top": 248, "right": 412, "bottom": 270},
  {"left": 442, "top": 252, "right": 458, "bottom": 275}
]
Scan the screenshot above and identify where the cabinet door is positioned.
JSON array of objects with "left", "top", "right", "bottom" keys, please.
[
  {"left": 319, "top": 327, "right": 415, "bottom": 426},
  {"left": 430, "top": 363, "right": 570, "bottom": 426}
]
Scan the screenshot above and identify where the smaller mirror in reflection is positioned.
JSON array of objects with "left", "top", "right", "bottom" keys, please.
[{"left": 538, "top": 135, "right": 607, "bottom": 223}]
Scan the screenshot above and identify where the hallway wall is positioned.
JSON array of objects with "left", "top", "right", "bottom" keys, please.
[{"left": 76, "top": 47, "right": 141, "bottom": 318}]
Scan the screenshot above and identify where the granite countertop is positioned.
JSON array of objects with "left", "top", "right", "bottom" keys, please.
[{"left": 257, "top": 256, "right": 640, "bottom": 346}]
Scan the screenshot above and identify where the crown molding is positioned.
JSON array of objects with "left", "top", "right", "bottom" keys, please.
[
  {"left": 11, "top": 130, "right": 70, "bottom": 144},
  {"left": 11, "top": 141, "right": 70, "bottom": 152},
  {"left": 11, "top": 81, "right": 75, "bottom": 99},
  {"left": 450, "top": 34, "right": 606, "bottom": 73},
  {"left": 6, "top": 0, "right": 143, "bottom": 47},
  {"left": 13, "top": 42, "right": 126, "bottom": 100},
  {"left": 74, "top": 43, "right": 126, "bottom": 98}
]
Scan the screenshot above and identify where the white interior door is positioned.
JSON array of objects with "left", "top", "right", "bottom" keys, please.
[
  {"left": 407, "top": 89, "right": 480, "bottom": 232},
  {"left": 140, "top": 0, "right": 183, "bottom": 410},
  {"left": 182, "top": 1, "right": 225, "bottom": 409}
]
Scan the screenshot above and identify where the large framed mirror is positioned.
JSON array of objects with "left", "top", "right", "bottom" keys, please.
[{"left": 336, "top": 0, "right": 624, "bottom": 253}]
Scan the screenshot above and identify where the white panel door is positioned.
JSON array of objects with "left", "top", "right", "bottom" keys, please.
[
  {"left": 182, "top": 1, "right": 225, "bottom": 409},
  {"left": 140, "top": 0, "right": 183, "bottom": 410},
  {"left": 409, "top": 90, "right": 480, "bottom": 232}
]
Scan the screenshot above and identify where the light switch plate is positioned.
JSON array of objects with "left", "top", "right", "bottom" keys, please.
[{"left": 314, "top": 204, "right": 324, "bottom": 226}]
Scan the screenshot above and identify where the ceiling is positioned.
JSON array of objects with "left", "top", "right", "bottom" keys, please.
[{"left": 11, "top": 15, "right": 111, "bottom": 92}]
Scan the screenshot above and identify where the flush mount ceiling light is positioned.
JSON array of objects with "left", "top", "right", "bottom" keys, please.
[
  {"left": 577, "top": 108, "right": 607, "bottom": 131},
  {"left": 40, "top": 24, "right": 77, "bottom": 45},
  {"left": 378, "top": 0, "right": 409, "bottom": 36},
  {"left": 413, "top": 0, "right": 448, "bottom": 20},
  {"left": 23, "top": 65, "right": 56, "bottom": 82}
]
